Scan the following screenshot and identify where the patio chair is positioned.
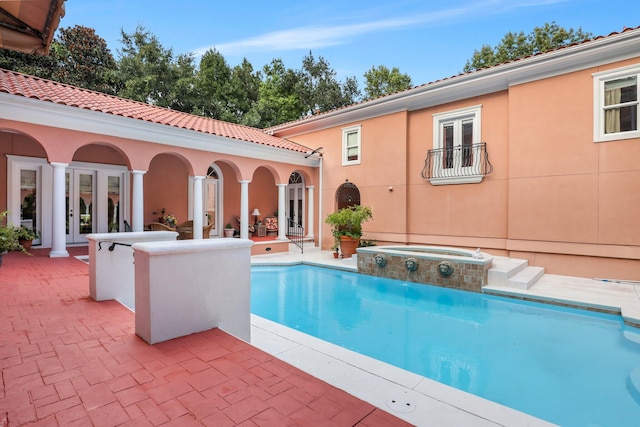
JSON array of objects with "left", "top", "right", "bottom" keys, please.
[
  {"left": 149, "top": 222, "right": 173, "bottom": 231},
  {"left": 176, "top": 220, "right": 193, "bottom": 240},
  {"left": 202, "top": 223, "right": 215, "bottom": 238},
  {"left": 264, "top": 216, "right": 278, "bottom": 236},
  {"left": 236, "top": 216, "right": 255, "bottom": 236}
]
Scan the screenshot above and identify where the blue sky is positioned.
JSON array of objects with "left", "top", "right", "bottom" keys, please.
[{"left": 61, "top": 0, "right": 639, "bottom": 87}]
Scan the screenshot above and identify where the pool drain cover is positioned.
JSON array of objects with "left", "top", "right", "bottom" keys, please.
[{"left": 386, "top": 394, "right": 416, "bottom": 413}]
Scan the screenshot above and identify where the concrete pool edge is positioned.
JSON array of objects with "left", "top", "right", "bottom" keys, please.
[{"left": 250, "top": 315, "right": 556, "bottom": 426}]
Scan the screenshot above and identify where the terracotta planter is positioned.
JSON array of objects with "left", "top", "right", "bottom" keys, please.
[
  {"left": 19, "top": 239, "right": 32, "bottom": 251},
  {"left": 339, "top": 236, "right": 360, "bottom": 258}
]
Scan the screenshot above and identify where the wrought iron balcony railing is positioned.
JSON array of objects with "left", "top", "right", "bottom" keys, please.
[{"left": 421, "top": 142, "right": 493, "bottom": 185}]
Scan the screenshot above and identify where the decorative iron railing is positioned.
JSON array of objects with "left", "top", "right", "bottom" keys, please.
[
  {"left": 287, "top": 218, "right": 304, "bottom": 254},
  {"left": 421, "top": 142, "right": 493, "bottom": 182}
]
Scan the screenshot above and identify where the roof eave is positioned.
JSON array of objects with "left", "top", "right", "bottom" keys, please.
[
  {"left": 270, "top": 28, "right": 640, "bottom": 138},
  {"left": 0, "top": 93, "right": 320, "bottom": 167}
]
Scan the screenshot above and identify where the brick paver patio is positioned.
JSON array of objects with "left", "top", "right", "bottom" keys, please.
[{"left": 0, "top": 248, "right": 410, "bottom": 426}]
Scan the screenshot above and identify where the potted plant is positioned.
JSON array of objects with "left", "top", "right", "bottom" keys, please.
[
  {"left": 0, "top": 211, "right": 24, "bottom": 266},
  {"left": 16, "top": 226, "right": 39, "bottom": 251},
  {"left": 325, "top": 205, "right": 373, "bottom": 258},
  {"left": 224, "top": 223, "right": 235, "bottom": 238}
]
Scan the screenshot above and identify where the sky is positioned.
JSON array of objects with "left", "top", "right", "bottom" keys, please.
[{"left": 59, "top": 0, "right": 639, "bottom": 87}]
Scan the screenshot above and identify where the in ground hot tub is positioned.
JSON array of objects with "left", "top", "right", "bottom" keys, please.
[{"left": 357, "top": 245, "right": 493, "bottom": 292}]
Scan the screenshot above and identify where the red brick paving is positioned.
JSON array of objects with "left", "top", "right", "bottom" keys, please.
[{"left": 0, "top": 248, "right": 412, "bottom": 426}]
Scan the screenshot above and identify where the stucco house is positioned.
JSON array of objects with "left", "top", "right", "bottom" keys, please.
[
  {"left": 1, "top": 25, "right": 639, "bottom": 281},
  {"left": 268, "top": 26, "right": 640, "bottom": 281}
]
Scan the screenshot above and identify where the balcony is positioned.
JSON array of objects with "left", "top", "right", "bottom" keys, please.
[{"left": 421, "top": 142, "right": 493, "bottom": 185}]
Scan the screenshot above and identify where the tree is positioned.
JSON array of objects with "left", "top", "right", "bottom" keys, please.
[
  {"left": 195, "top": 48, "right": 234, "bottom": 120},
  {"left": 50, "top": 25, "right": 119, "bottom": 94},
  {"left": 363, "top": 65, "right": 412, "bottom": 99},
  {"left": 464, "top": 22, "right": 593, "bottom": 72},
  {"left": 297, "top": 51, "right": 360, "bottom": 116},
  {"left": 246, "top": 59, "right": 302, "bottom": 128},
  {"left": 116, "top": 26, "right": 180, "bottom": 107},
  {"left": 0, "top": 25, "right": 118, "bottom": 94}
]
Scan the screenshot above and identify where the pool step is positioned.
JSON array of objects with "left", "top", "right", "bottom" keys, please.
[{"left": 488, "top": 257, "right": 545, "bottom": 290}]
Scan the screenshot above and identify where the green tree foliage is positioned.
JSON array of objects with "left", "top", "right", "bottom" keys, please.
[
  {"left": 246, "top": 59, "right": 302, "bottom": 128},
  {"left": 363, "top": 65, "right": 412, "bottom": 99},
  {"left": 297, "top": 51, "right": 360, "bottom": 115},
  {"left": 464, "top": 22, "right": 593, "bottom": 72},
  {"left": 50, "top": 25, "right": 119, "bottom": 94},
  {"left": 117, "top": 26, "right": 191, "bottom": 109},
  {"left": 0, "top": 25, "right": 117, "bottom": 94}
]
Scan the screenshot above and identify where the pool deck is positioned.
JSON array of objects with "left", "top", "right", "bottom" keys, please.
[{"left": 2, "top": 244, "right": 638, "bottom": 426}]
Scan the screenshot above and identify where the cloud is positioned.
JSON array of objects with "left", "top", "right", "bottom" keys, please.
[{"left": 192, "top": 0, "right": 570, "bottom": 57}]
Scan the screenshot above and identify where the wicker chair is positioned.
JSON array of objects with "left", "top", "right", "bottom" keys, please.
[
  {"left": 202, "top": 223, "right": 215, "bottom": 238},
  {"left": 176, "top": 220, "right": 193, "bottom": 240},
  {"left": 149, "top": 222, "right": 173, "bottom": 231}
]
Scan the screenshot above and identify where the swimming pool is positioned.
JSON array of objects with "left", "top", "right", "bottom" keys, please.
[{"left": 251, "top": 264, "right": 640, "bottom": 426}]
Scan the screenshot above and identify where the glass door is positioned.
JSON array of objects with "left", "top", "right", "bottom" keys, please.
[
  {"left": 204, "top": 178, "right": 219, "bottom": 237},
  {"left": 287, "top": 185, "right": 304, "bottom": 233},
  {"left": 20, "top": 169, "right": 41, "bottom": 245},
  {"left": 66, "top": 169, "right": 96, "bottom": 243},
  {"left": 107, "top": 174, "right": 123, "bottom": 232}
]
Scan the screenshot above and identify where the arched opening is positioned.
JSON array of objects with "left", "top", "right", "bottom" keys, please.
[
  {"left": 203, "top": 164, "right": 223, "bottom": 237},
  {"left": 335, "top": 181, "right": 361, "bottom": 210},
  {"left": 287, "top": 171, "right": 305, "bottom": 232}
]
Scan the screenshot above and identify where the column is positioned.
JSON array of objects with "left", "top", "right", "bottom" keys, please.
[
  {"left": 306, "top": 185, "right": 315, "bottom": 239},
  {"left": 131, "top": 170, "right": 146, "bottom": 232},
  {"left": 192, "top": 176, "right": 204, "bottom": 239},
  {"left": 239, "top": 180, "right": 250, "bottom": 239},
  {"left": 277, "top": 184, "right": 286, "bottom": 240},
  {"left": 50, "top": 162, "right": 69, "bottom": 258}
]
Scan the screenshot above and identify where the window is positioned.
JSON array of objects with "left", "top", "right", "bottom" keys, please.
[
  {"left": 342, "top": 125, "right": 361, "bottom": 165},
  {"left": 594, "top": 65, "right": 640, "bottom": 142},
  {"left": 429, "top": 105, "right": 484, "bottom": 185}
]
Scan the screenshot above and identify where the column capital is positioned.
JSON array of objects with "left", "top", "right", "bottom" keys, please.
[
  {"left": 193, "top": 175, "right": 205, "bottom": 181},
  {"left": 49, "top": 162, "right": 69, "bottom": 168},
  {"left": 276, "top": 183, "right": 287, "bottom": 188},
  {"left": 239, "top": 179, "right": 251, "bottom": 184},
  {"left": 131, "top": 170, "right": 147, "bottom": 175},
  {"left": 306, "top": 185, "right": 315, "bottom": 190}
]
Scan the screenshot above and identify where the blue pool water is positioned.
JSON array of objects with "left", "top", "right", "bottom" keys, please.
[{"left": 250, "top": 265, "right": 640, "bottom": 427}]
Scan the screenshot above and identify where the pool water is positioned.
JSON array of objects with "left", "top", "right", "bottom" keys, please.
[{"left": 250, "top": 265, "right": 640, "bottom": 426}]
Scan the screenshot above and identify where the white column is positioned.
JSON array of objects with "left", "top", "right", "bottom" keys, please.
[
  {"left": 131, "top": 170, "right": 146, "bottom": 232},
  {"left": 306, "top": 185, "right": 315, "bottom": 239},
  {"left": 193, "top": 176, "right": 204, "bottom": 239},
  {"left": 277, "top": 184, "right": 287, "bottom": 240},
  {"left": 240, "top": 180, "right": 250, "bottom": 240},
  {"left": 50, "top": 162, "right": 69, "bottom": 258}
]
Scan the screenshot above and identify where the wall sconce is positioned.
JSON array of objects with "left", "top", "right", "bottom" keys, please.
[{"left": 251, "top": 208, "right": 261, "bottom": 224}]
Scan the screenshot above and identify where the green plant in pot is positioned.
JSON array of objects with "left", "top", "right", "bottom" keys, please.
[
  {"left": 325, "top": 205, "right": 372, "bottom": 258},
  {"left": 16, "top": 226, "right": 40, "bottom": 251},
  {"left": 0, "top": 211, "right": 25, "bottom": 266},
  {"left": 224, "top": 222, "right": 235, "bottom": 237}
]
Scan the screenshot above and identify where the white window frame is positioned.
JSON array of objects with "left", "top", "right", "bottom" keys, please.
[
  {"left": 593, "top": 64, "right": 640, "bottom": 142},
  {"left": 431, "top": 105, "right": 482, "bottom": 185},
  {"left": 342, "top": 125, "right": 361, "bottom": 166}
]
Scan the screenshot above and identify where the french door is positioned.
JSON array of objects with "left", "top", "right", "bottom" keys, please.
[
  {"left": 66, "top": 169, "right": 96, "bottom": 243},
  {"left": 65, "top": 167, "right": 127, "bottom": 243},
  {"left": 287, "top": 184, "right": 304, "bottom": 233}
]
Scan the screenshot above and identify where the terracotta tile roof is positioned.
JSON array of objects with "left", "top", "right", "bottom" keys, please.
[{"left": 0, "top": 68, "right": 309, "bottom": 153}]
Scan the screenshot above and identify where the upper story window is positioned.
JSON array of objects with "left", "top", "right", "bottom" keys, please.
[
  {"left": 594, "top": 65, "right": 640, "bottom": 142},
  {"left": 342, "top": 125, "right": 361, "bottom": 165},
  {"left": 423, "top": 105, "right": 491, "bottom": 185}
]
